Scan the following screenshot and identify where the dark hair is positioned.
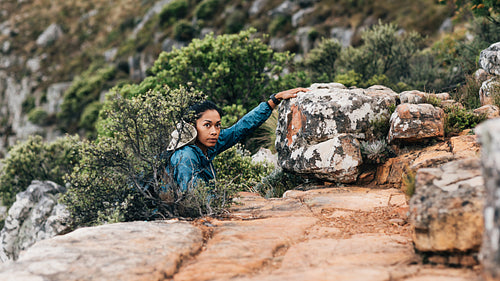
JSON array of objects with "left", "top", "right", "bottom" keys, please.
[{"left": 188, "top": 100, "right": 223, "bottom": 123}]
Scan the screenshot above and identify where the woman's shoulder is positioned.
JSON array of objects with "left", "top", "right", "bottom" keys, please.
[{"left": 171, "top": 145, "right": 202, "bottom": 164}]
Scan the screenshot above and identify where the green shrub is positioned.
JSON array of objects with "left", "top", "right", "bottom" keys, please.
[
  {"left": 173, "top": 20, "right": 195, "bottom": 41},
  {"left": 253, "top": 168, "right": 308, "bottom": 198},
  {"left": 27, "top": 108, "right": 49, "bottom": 126},
  {"left": 159, "top": 0, "right": 188, "bottom": 26},
  {"left": 221, "top": 104, "right": 246, "bottom": 128},
  {"left": 0, "top": 135, "right": 82, "bottom": 208},
  {"left": 58, "top": 65, "right": 116, "bottom": 133},
  {"left": 195, "top": 0, "right": 219, "bottom": 20},
  {"left": 149, "top": 28, "right": 293, "bottom": 112},
  {"left": 366, "top": 74, "right": 390, "bottom": 88},
  {"left": 301, "top": 38, "right": 341, "bottom": 82},
  {"left": 213, "top": 144, "right": 273, "bottom": 193},
  {"left": 79, "top": 101, "right": 102, "bottom": 139},
  {"left": 444, "top": 106, "right": 487, "bottom": 136},
  {"left": 338, "top": 21, "right": 423, "bottom": 88},
  {"left": 334, "top": 70, "right": 362, "bottom": 87}
]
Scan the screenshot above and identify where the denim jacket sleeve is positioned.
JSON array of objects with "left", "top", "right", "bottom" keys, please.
[{"left": 214, "top": 102, "right": 273, "bottom": 154}]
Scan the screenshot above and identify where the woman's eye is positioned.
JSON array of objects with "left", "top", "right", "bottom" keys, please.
[
  {"left": 216, "top": 124, "right": 221, "bottom": 128},
  {"left": 204, "top": 123, "right": 210, "bottom": 127}
]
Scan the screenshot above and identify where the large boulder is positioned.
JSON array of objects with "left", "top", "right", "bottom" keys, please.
[
  {"left": 409, "top": 158, "right": 485, "bottom": 253},
  {"left": 275, "top": 83, "right": 396, "bottom": 183},
  {"left": 480, "top": 42, "right": 500, "bottom": 76},
  {"left": 0, "top": 181, "right": 71, "bottom": 262},
  {"left": 0, "top": 221, "right": 203, "bottom": 280},
  {"left": 387, "top": 103, "right": 445, "bottom": 144},
  {"left": 476, "top": 119, "right": 500, "bottom": 280}
]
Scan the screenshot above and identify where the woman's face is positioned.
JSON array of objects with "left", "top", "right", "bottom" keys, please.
[{"left": 195, "top": 109, "right": 221, "bottom": 152}]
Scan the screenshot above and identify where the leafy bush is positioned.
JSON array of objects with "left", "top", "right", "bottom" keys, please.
[
  {"left": 213, "top": 144, "right": 273, "bottom": 192},
  {"left": 195, "top": 0, "right": 219, "bottom": 20},
  {"left": 334, "top": 70, "right": 362, "bottom": 87},
  {"left": 58, "top": 65, "right": 116, "bottom": 133},
  {"left": 149, "top": 28, "right": 293, "bottom": 112},
  {"left": 159, "top": 0, "right": 188, "bottom": 26},
  {"left": 173, "top": 19, "right": 195, "bottom": 41},
  {"left": 301, "top": 38, "right": 341, "bottom": 82},
  {"left": 444, "top": 105, "right": 487, "bottom": 136},
  {"left": 366, "top": 74, "right": 390, "bottom": 87},
  {"left": 337, "top": 22, "right": 423, "bottom": 88},
  {"left": 0, "top": 135, "right": 81, "bottom": 207},
  {"left": 221, "top": 104, "right": 246, "bottom": 128},
  {"left": 62, "top": 86, "right": 211, "bottom": 226},
  {"left": 253, "top": 168, "right": 308, "bottom": 198},
  {"left": 27, "top": 108, "right": 49, "bottom": 126}
]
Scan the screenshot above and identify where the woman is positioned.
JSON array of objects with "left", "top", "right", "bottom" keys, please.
[{"left": 168, "top": 87, "right": 309, "bottom": 191}]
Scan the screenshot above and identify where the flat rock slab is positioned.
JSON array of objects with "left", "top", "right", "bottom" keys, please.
[
  {"left": 0, "top": 221, "right": 203, "bottom": 281},
  {"left": 284, "top": 187, "right": 407, "bottom": 213},
  {"left": 174, "top": 187, "right": 480, "bottom": 281}
]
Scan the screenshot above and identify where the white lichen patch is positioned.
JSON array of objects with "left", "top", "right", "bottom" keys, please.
[
  {"left": 347, "top": 102, "right": 372, "bottom": 130},
  {"left": 303, "top": 138, "right": 338, "bottom": 168}
]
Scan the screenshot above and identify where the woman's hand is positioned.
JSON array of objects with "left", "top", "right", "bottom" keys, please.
[
  {"left": 276, "top": 87, "right": 310, "bottom": 101},
  {"left": 268, "top": 87, "right": 309, "bottom": 109}
]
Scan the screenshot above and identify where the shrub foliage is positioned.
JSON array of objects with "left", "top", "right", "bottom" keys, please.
[
  {"left": 0, "top": 135, "right": 82, "bottom": 207},
  {"left": 149, "top": 28, "right": 293, "bottom": 112}
]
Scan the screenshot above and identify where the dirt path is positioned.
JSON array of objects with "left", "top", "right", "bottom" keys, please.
[{"left": 172, "top": 186, "right": 481, "bottom": 281}]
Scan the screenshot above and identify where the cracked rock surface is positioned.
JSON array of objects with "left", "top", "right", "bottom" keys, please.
[{"left": 0, "top": 187, "right": 481, "bottom": 281}]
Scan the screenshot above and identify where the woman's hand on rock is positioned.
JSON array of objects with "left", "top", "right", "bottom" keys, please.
[{"left": 276, "top": 87, "right": 310, "bottom": 101}]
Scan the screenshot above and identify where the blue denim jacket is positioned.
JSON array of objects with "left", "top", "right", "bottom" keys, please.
[{"left": 169, "top": 102, "right": 273, "bottom": 191}]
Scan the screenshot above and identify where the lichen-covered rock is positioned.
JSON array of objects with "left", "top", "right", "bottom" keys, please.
[
  {"left": 480, "top": 42, "right": 500, "bottom": 76},
  {"left": 276, "top": 84, "right": 396, "bottom": 182},
  {"left": 35, "top": 23, "right": 63, "bottom": 47},
  {"left": 476, "top": 119, "right": 500, "bottom": 280},
  {"left": 388, "top": 103, "right": 445, "bottom": 144},
  {"left": 473, "top": 104, "right": 500, "bottom": 119},
  {"left": 0, "top": 181, "right": 71, "bottom": 262},
  {"left": 480, "top": 77, "right": 500, "bottom": 106},
  {"left": 376, "top": 135, "right": 480, "bottom": 188},
  {"left": 409, "top": 158, "right": 485, "bottom": 252}
]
